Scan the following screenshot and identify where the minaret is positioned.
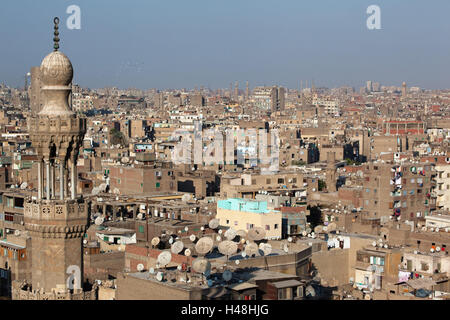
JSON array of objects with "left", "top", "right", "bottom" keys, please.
[
  {"left": 326, "top": 152, "right": 337, "bottom": 192},
  {"left": 21, "top": 18, "right": 88, "bottom": 297},
  {"left": 245, "top": 81, "right": 249, "bottom": 101}
]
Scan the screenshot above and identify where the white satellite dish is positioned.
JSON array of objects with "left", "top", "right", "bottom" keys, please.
[
  {"left": 235, "top": 260, "right": 240, "bottom": 265},
  {"left": 372, "top": 241, "right": 377, "bottom": 247},
  {"left": 436, "top": 246, "right": 441, "bottom": 252},
  {"left": 83, "top": 239, "right": 87, "bottom": 245},
  {"left": 149, "top": 267, "right": 155, "bottom": 274},
  {"left": 137, "top": 263, "right": 144, "bottom": 272},
  {"left": 156, "top": 272, "right": 164, "bottom": 282},
  {"left": 195, "top": 237, "right": 214, "bottom": 255},
  {"left": 216, "top": 235, "right": 222, "bottom": 241},
  {"left": 430, "top": 248, "right": 435, "bottom": 253},
  {"left": 248, "top": 227, "right": 266, "bottom": 241},
  {"left": 20, "top": 182, "right": 28, "bottom": 190},
  {"left": 283, "top": 244, "right": 289, "bottom": 253},
  {"left": 190, "top": 234, "right": 196, "bottom": 242},
  {"left": 177, "top": 265, "right": 182, "bottom": 271},
  {"left": 184, "top": 227, "right": 189, "bottom": 232},
  {"left": 259, "top": 243, "right": 272, "bottom": 256},
  {"left": 137, "top": 213, "right": 143, "bottom": 220},
  {"left": 184, "top": 249, "right": 191, "bottom": 257},
  {"left": 151, "top": 237, "right": 160, "bottom": 247},
  {"left": 218, "top": 229, "right": 223, "bottom": 234},
  {"left": 222, "top": 270, "right": 232, "bottom": 281},
  {"left": 241, "top": 251, "right": 247, "bottom": 258},
  {"left": 192, "top": 258, "right": 211, "bottom": 274},
  {"left": 218, "top": 241, "right": 238, "bottom": 256},
  {"left": 302, "top": 231, "right": 307, "bottom": 237},
  {"left": 208, "top": 219, "right": 220, "bottom": 229},
  {"left": 14, "top": 230, "right": 20, "bottom": 236},
  {"left": 157, "top": 251, "right": 172, "bottom": 267},
  {"left": 95, "top": 217, "right": 104, "bottom": 225},
  {"left": 236, "top": 229, "right": 247, "bottom": 238},
  {"left": 288, "top": 237, "right": 293, "bottom": 243},
  {"left": 171, "top": 241, "right": 184, "bottom": 254},
  {"left": 224, "top": 228, "right": 237, "bottom": 240},
  {"left": 244, "top": 243, "right": 258, "bottom": 256},
  {"left": 201, "top": 226, "right": 205, "bottom": 231},
  {"left": 384, "top": 244, "right": 388, "bottom": 249},
  {"left": 169, "top": 238, "right": 174, "bottom": 245}
]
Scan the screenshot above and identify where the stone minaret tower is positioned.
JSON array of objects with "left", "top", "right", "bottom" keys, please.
[
  {"left": 23, "top": 17, "right": 87, "bottom": 294},
  {"left": 326, "top": 151, "right": 337, "bottom": 192}
]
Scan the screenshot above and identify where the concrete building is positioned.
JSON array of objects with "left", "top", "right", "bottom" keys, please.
[{"left": 216, "top": 198, "right": 282, "bottom": 239}]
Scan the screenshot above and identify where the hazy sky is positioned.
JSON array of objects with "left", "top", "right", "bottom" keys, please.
[{"left": 1, "top": 0, "right": 450, "bottom": 90}]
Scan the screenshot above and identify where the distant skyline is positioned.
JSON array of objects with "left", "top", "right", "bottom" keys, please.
[{"left": 1, "top": 0, "right": 450, "bottom": 90}]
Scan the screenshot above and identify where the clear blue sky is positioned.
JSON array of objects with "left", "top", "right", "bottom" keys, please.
[{"left": 1, "top": 0, "right": 449, "bottom": 90}]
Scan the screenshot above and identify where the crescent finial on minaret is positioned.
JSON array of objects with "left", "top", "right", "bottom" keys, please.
[{"left": 53, "top": 17, "right": 60, "bottom": 51}]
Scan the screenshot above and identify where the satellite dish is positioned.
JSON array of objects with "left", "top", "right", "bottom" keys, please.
[
  {"left": 189, "top": 234, "right": 196, "bottom": 242},
  {"left": 283, "top": 244, "right": 289, "bottom": 253},
  {"left": 177, "top": 265, "right": 182, "bottom": 271},
  {"left": 201, "top": 226, "right": 205, "bottom": 231},
  {"left": 208, "top": 219, "right": 220, "bottom": 229},
  {"left": 137, "top": 213, "right": 143, "bottom": 220},
  {"left": 216, "top": 235, "right": 222, "bottom": 241},
  {"left": 149, "top": 267, "right": 155, "bottom": 274},
  {"left": 222, "top": 270, "right": 232, "bottom": 281},
  {"left": 195, "top": 237, "right": 214, "bottom": 255},
  {"left": 20, "top": 182, "right": 28, "bottom": 190},
  {"left": 241, "top": 251, "right": 247, "bottom": 258},
  {"left": 151, "top": 237, "right": 160, "bottom": 247},
  {"left": 384, "top": 244, "right": 388, "bottom": 249},
  {"left": 171, "top": 241, "right": 184, "bottom": 254},
  {"left": 169, "top": 238, "right": 174, "bottom": 245},
  {"left": 436, "top": 246, "right": 441, "bottom": 252},
  {"left": 184, "top": 227, "right": 189, "bottom": 232},
  {"left": 288, "top": 237, "right": 293, "bottom": 243},
  {"left": 302, "top": 231, "right": 307, "bottom": 237},
  {"left": 224, "top": 228, "right": 237, "bottom": 240},
  {"left": 192, "top": 258, "right": 211, "bottom": 274},
  {"left": 95, "top": 217, "right": 104, "bottom": 225},
  {"left": 248, "top": 227, "right": 266, "bottom": 241},
  {"left": 218, "top": 229, "right": 223, "bottom": 234},
  {"left": 430, "top": 248, "right": 435, "bottom": 253},
  {"left": 218, "top": 241, "right": 238, "bottom": 256},
  {"left": 235, "top": 260, "right": 240, "bottom": 265},
  {"left": 244, "top": 243, "right": 258, "bottom": 257},
  {"left": 14, "top": 230, "right": 20, "bottom": 236},
  {"left": 305, "top": 285, "right": 316, "bottom": 297},
  {"left": 137, "top": 263, "right": 144, "bottom": 272},
  {"left": 372, "top": 241, "right": 377, "bottom": 247},
  {"left": 157, "top": 251, "right": 172, "bottom": 267},
  {"left": 259, "top": 243, "right": 272, "bottom": 256},
  {"left": 236, "top": 229, "right": 247, "bottom": 238},
  {"left": 156, "top": 272, "right": 164, "bottom": 282},
  {"left": 184, "top": 249, "right": 191, "bottom": 257},
  {"left": 83, "top": 239, "right": 87, "bottom": 245}
]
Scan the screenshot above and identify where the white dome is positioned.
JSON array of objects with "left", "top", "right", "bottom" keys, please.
[{"left": 40, "top": 51, "right": 73, "bottom": 86}]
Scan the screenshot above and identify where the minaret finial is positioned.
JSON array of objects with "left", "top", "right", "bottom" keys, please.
[{"left": 53, "top": 17, "right": 60, "bottom": 51}]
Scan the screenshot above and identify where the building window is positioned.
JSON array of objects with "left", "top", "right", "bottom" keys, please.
[
  {"left": 226, "top": 220, "right": 230, "bottom": 225},
  {"left": 274, "top": 224, "right": 279, "bottom": 229},
  {"left": 265, "top": 225, "right": 270, "bottom": 231},
  {"left": 278, "top": 178, "right": 284, "bottom": 184}
]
